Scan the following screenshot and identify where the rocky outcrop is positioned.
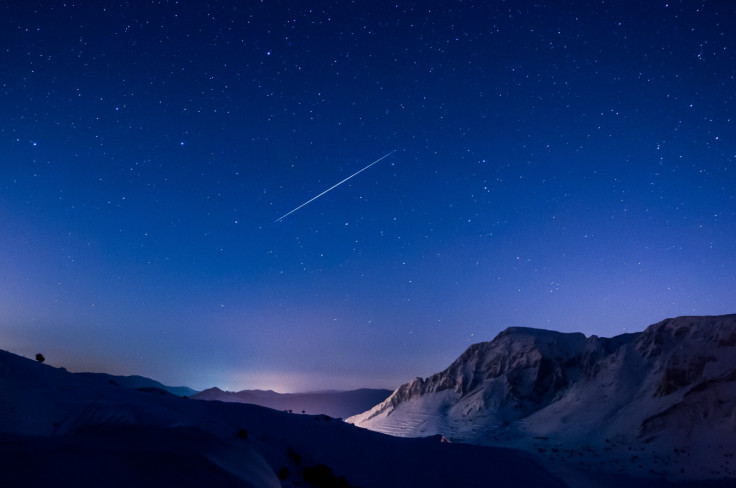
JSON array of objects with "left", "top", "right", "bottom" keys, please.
[
  {"left": 348, "top": 314, "right": 736, "bottom": 480},
  {"left": 352, "top": 326, "right": 640, "bottom": 424},
  {"left": 348, "top": 315, "right": 736, "bottom": 448}
]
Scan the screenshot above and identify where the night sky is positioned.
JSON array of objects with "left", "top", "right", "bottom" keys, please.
[{"left": 2, "top": 1, "right": 734, "bottom": 392}]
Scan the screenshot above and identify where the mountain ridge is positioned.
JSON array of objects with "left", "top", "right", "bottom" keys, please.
[
  {"left": 193, "top": 386, "right": 393, "bottom": 419},
  {"left": 348, "top": 314, "right": 736, "bottom": 482}
]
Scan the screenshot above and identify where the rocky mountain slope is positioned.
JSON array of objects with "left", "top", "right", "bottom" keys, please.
[{"left": 348, "top": 314, "right": 736, "bottom": 485}]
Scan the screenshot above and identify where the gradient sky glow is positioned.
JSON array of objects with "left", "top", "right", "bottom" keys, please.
[{"left": 2, "top": 1, "right": 735, "bottom": 392}]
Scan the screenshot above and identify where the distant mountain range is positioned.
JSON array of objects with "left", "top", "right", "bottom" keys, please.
[
  {"left": 348, "top": 314, "right": 736, "bottom": 484},
  {"left": 193, "top": 387, "right": 392, "bottom": 419}
]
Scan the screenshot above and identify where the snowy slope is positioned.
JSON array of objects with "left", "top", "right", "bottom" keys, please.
[
  {"left": 193, "top": 387, "right": 393, "bottom": 419},
  {"left": 0, "top": 348, "right": 566, "bottom": 488},
  {"left": 348, "top": 314, "right": 736, "bottom": 485}
]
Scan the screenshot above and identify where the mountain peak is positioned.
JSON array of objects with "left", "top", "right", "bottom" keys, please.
[{"left": 349, "top": 314, "right": 736, "bottom": 482}]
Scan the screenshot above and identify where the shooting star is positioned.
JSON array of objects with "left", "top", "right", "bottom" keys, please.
[{"left": 274, "top": 149, "right": 396, "bottom": 222}]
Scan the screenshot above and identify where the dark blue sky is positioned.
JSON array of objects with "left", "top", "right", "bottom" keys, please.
[{"left": 2, "top": 1, "right": 734, "bottom": 392}]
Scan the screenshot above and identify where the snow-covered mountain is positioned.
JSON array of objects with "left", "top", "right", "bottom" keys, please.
[
  {"left": 193, "top": 387, "right": 393, "bottom": 419},
  {"left": 348, "top": 314, "right": 736, "bottom": 485},
  {"left": 0, "top": 347, "right": 566, "bottom": 488}
]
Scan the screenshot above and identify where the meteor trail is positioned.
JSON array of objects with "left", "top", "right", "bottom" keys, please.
[{"left": 274, "top": 150, "right": 396, "bottom": 222}]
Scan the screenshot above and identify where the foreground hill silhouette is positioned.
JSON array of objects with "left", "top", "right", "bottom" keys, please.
[{"left": 349, "top": 314, "right": 736, "bottom": 486}]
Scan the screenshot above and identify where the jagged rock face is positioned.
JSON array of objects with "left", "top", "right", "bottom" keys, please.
[
  {"left": 349, "top": 315, "right": 736, "bottom": 460},
  {"left": 356, "top": 327, "right": 630, "bottom": 426},
  {"left": 348, "top": 315, "right": 736, "bottom": 482},
  {"left": 635, "top": 315, "right": 736, "bottom": 398},
  {"left": 655, "top": 353, "right": 716, "bottom": 397},
  {"left": 641, "top": 368, "right": 736, "bottom": 438},
  {"left": 636, "top": 314, "right": 736, "bottom": 358},
  {"left": 380, "top": 327, "right": 634, "bottom": 418},
  {"left": 372, "top": 315, "right": 736, "bottom": 416}
]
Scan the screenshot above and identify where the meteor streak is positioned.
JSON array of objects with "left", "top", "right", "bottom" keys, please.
[{"left": 274, "top": 150, "right": 396, "bottom": 222}]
